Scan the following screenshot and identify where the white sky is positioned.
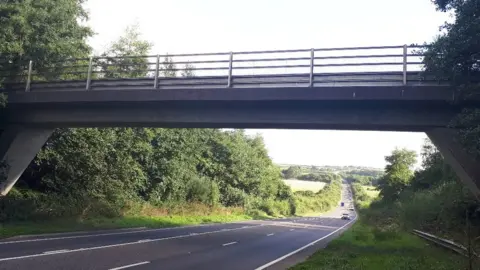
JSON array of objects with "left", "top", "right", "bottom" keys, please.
[{"left": 84, "top": 0, "right": 449, "bottom": 168}]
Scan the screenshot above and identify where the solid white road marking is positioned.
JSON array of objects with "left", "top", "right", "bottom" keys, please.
[
  {"left": 254, "top": 217, "right": 357, "bottom": 270},
  {"left": 42, "top": 249, "right": 69, "bottom": 254},
  {"left": 0, "top": 223, "right": 223, "bottom": 245},
  {"left": 267, "top": 233, "right": 275, "bottom": 236},
  {"left": 222, "top": 241, "right": 237, "bottom": 246},
  {"left": 137, "top": 239, "right": 152, "bottom": 243},
  {"left": 0, "top": 225, "right": 262, "bottom": 262},
  {"left": 109, "top": 261, "right": 150, "bottom": 270}
]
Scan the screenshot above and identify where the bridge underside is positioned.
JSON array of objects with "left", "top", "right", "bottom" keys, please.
[
  {"left": 1, "top": 85, "right": 461, "bottom": 131},
  {"left": 1, "top": 100, "right": 458, "bottom": 131}
]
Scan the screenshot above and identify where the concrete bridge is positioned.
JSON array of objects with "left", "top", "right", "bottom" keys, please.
[{"left": 1, "top": 45, "right": 479, "bottom": 198}]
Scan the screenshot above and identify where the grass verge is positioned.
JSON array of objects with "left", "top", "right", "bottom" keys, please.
[
  {"left": 290, "top": 221, "right": 466, "bottom": 270},
  {"left": 0, "top": 213, "right": 252, "bottom": 239}
]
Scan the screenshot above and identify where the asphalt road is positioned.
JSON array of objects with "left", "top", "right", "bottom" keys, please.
[{"left": 0, "top": 184, "right": 356, "bottom": 270}]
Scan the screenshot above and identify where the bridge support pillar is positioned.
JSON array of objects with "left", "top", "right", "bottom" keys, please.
[
  {"left": 426, "top": 128, "right": 480, "bottom": 197},
  {"left": 0, "top": 126, "right": 53, "bottom": 196}
]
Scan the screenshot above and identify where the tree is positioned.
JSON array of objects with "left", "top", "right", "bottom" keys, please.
[
  {"left": 181, "top": 63, "right": 195, "bottom": 77},
  {"left": 378, "top": 148, "right": 417, "bottom": 200},
  {"left": 20, "top": 25, "right": 154, "bottom": 201},
  {"left": 410, "top": 139, "right": 458, "bottom": 191},
  {"left": 0, "top": 93, "right": 6, "bottom": 108},
  {"left": 0, "top": 0, "right": 92, "bottom": 82},
  {"left": 161, "top": 56, "right": 177, "bottom": 77},
  {"left": 282, "top": 166, "right": 302, "bottom": 179},
  {"left": 99, "top": 24, "right": 152, "bottom": 78},
  {"left": 423, "top": 0, "right": 480, "bottom": 160}
]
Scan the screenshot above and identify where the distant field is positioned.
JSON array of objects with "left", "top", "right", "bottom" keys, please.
[
  {"left": 283, "top": 179, "right": 326, "bottom": 192},
  {"left": 363, "top": 185, "right": 380, "bottom": 198}
]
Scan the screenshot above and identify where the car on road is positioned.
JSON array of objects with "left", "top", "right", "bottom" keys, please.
[
  {"left": 341, "top": 213, "right": 351, "bottom": 220},
  {"left": 349, "top": 208, "right": 355, "bottom": 211}
]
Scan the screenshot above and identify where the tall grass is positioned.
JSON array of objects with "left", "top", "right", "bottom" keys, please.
[{"left": 290, "top": 221, "right": 466, "bottom": 270}]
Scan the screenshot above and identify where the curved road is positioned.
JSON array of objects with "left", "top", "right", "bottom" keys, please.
[{"left": 0, "top": 184, "right": 355, "bottom": 270}]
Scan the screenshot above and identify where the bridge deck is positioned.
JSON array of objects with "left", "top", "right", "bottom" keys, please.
[{"left": 2, "top": 71, "right": 446, "bottom": 93}]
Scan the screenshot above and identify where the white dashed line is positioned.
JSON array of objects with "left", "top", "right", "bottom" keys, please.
[
  {"left": 0, "top": 225, "right": 261, "bottom": 262},
  {"left": 222, "top": 241, "right": 237, "bottom": 246},
  {"left": 289, "top": 229, "right": 295, "bottom": 231},
  {"left": 267, "top": 233, "right": 275, "bottom": 236},
  {"left": 42, "top": 249, "right": 69, "bottom": 254},
  {"left": 109, "top": 261, "right": 150, "bottom": 270}
]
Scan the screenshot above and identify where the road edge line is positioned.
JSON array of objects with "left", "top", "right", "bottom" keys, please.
[
  {"left": 254, "top": 217, "right": 356, "bottom": 270},
  {"left": 109, "top": 261, "right": 150, "bottom": 270}
]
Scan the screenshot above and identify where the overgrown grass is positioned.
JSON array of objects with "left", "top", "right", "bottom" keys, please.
[
  {"left": 363, "top": 185, "right": 380, "bottom": 198},
  {"left": 0, "top": 180, "right": 341, "bottom": 239},
  {"left": 0, "top": 213, "right": 251, "bottom": 239},
  {"left": 351, "top": 183, "right": 376, "bottom": 209},
  {"left": 0, "top": 195, "right": 256, "bottom": 238},
  {"left": 290, "top": 221, "right": 467, "bottom": 270}
]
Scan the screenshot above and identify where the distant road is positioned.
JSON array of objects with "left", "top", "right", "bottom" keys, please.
[{"left": 0, "top": 185, "right": 355, "bottom": 270}]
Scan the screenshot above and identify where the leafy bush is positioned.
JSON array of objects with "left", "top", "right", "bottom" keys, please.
[{"left": 294, "top": 180, "right": 342, "bottom": 215}]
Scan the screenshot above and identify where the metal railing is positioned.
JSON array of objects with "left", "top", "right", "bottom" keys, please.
[
  {"left": 0, "top": 44, "right": 442, "bottom": 92},
  {"left": 413, "top": 229, "right": 477, "bottom": 257}
]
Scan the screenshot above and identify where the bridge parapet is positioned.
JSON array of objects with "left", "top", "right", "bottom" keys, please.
[{"left": 0, "top": 45, "right": 448, "bottom": 92}]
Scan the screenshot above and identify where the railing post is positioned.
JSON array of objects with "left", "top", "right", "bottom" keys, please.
[
  {"left": 154, "top": 54, "right": 160, "bottom": 89},
  {"left": 309, "top": 49, "right": 314, "bottom": 87},
  {"left": 25, "top": 60, "right": 33, "bottom": 92},
  {"left": 227, "top": 52, "right": 233, "bottom": 88},
  {"left": 403, "top": 44, "right": 407, "bottom": 85},
  {"left": 86, "top": 56, "right": 93, "bottom": 90}
]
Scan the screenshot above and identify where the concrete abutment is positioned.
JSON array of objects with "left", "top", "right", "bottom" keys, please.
[{"left": 0, "top": 126, "right": 53, "bottom": 196}]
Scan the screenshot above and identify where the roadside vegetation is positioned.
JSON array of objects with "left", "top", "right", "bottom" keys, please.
[
  {"left": 291, "top": 221, "right": 466, "bottom": 270},
  {"left": 295, "top": 0, "right": 480, "bottom": 267},
  {"left": 292, "top": 144, "right": 470, "bottom": 270}
]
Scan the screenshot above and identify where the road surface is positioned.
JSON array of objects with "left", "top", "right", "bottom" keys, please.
[{"left": 0, "top": 184, "right": 355, "bottom": 270}]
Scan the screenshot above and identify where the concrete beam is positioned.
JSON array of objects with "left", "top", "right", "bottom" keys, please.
[
  {"left": 426, "top": 128, "right": 480, "bottom": 197},
  {"left": 4, "top": 85, "right": 455, "bottom": 104},
  {"left": 0, "top": 126, "right": 53, "bottom": 196},
  {"left": 3, "top": 102, "right": 456, "bottom": 131}
]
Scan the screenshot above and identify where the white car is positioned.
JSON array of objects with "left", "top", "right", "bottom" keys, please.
[{"left": 341, "top": 213, "right": 351, "bottom": 220}]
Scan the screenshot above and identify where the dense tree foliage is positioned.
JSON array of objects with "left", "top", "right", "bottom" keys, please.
[
  {"left": 98, "top": 24, "right": 152, "bottom": 79},
  {"left": 282, "top": 166, "right": 302, "bottom": 179},
  {"left": 294, "top": 179, "right": 342, "bottom": 215},
  {"left": 297, "top": 172, "right": 340, "bottom": 183},
  {"left": 361, "top": 140, "right": 480, "bottom": 251},
  {"left": 0, "top": 93, "right": 5, "bottom": 107},
  {"left": 345, "top": 174, "right": 377, "bottom": 186},
  {"left": 377, "top": 148, "right": 417, "bottom": 200},
  {"left": 0, "top": 0, "right": 92, "bottom": 82}
]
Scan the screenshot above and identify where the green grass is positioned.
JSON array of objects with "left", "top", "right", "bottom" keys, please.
[
  {"left": 0, "top": 213, "right": 252, "bottom": 239},
  {"left": 363, "top": 185, "right": 380, "bottom": 198},
  {"left": 283, "top": 179, "right": 326, "bottom": 192},
  {"left": 290, "top": 221, "right": 467, "bottom": 270}
]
